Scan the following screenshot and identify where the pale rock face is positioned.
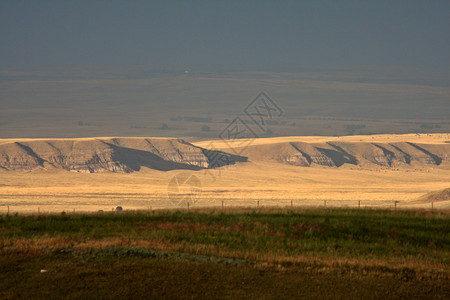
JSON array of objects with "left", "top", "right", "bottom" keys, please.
[
  {"left": 280, "top": 154, "right": 310, "bottom": 167},
  {"left": 0, "top": 138, "right": 245, "bottom": 172},
  {"left": 0, "top": 143, "right": 43, "bottom": 171}
]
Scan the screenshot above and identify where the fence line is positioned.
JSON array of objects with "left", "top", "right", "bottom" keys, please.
[{"left": 0, "top": 199, "right": 439, "bottom": 215}]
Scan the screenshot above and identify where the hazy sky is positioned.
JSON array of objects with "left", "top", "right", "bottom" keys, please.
[{"left": 0, "top": 1, "right": 449, "bottom": 72}]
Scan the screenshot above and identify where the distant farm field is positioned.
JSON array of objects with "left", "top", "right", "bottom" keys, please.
[
  {"left": 1, "top": 72, "right": 449, "bottom": 139},
  {"left": 1, "top": 208, "right": 448, "bottom": 299}
]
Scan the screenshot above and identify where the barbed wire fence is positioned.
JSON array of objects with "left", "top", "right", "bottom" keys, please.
[{"left": 0, "top": 199, "right": 440, "bottom": 215}]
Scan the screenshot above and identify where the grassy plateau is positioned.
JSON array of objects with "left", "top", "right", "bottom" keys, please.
[{"left": 0, "top": 207, "right": 449, "bottom": 299}]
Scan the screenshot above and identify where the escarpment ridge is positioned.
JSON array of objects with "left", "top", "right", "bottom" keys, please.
[
  {"left": 239, "top": 141, "right": 449, "bottom": 168},
  {"left": 0, "top": 135, "right": 449, "bottom": 172},
  {"left": 0, "top": 138, "right": 245, "bottom": 172}
]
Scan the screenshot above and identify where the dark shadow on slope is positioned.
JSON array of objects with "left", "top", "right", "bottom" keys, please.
[
  {"left": 42, "top": 141, "right": 65, "bottom": 168},
  {"left": 15, "top": 142, "right": 45, "bottom": 166},
  {"left": 201, "top": 148, "right": 248, "bottom": 168},
  {"left": 406, "top": 142, "right": 442, "bottom": 165},
  {"left": 326, "top": 143, "right": 358, "bottom": 165},
  {"left": 289, "top": 143, "right": 312, "bottom": 165},
  {"left": 316, "top": 148, "right": 356, "bottom": 167},
  {"left": 180, "top": 138, "right": 248, "bottom": 168},
  {"left": 371, "top": 144, "right": 395, "bottom": 167},
  {"left": 106, "top": 143, "right": 203, "bottom": 171},
  {"left": 389, "top": 144, "right": 411, "bottom": 164}
]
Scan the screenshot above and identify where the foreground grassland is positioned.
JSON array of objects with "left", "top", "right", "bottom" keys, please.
[{"left": 1, "top": 208, "right": 449, "bottom": 299}]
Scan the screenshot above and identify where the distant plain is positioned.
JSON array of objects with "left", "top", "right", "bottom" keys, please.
[{"left": 1, "top": 69, "right": 449, "bottom": 138}]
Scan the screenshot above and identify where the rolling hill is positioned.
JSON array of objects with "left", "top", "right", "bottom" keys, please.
[
  {"left": 0, "top": 138, "right": 245, "bottom": 172},
  {"left": 0, "top": 135, "right": 449, "bottom": 172}
]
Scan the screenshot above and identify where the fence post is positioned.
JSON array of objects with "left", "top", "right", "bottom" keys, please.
[
  {"left": 7, "top": 206, "right": 10, "bottom": 214},
  {"left": 257, "top": 200, "right": 259, "bottom": 208},
  {"left": 358, "top": 200, "right": 361, "bottom": 209},
  {"left": 222, "top": 200, "right": 224, "bottom": 209}
]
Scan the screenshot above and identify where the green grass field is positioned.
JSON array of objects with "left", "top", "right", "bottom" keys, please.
[{"left": 1, "top": 208, "right": 449, "bottom": 299}]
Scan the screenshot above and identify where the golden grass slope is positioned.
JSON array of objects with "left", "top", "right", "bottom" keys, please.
[{"left": 416, "top": 188, "right": 450, "bottom": 203}]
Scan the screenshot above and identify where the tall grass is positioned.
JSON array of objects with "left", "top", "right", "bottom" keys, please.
[{"left": 1, "top": 208, "right": 448, "bottom": 267}]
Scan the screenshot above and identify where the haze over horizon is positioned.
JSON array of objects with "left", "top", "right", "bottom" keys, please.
[{"left": 0, "top": 1, "right": 449, "bottom": 138}]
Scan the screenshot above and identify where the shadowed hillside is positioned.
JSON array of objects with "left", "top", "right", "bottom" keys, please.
[
  {"left": 0, "top": 135, "right": 449, "bottom": 172},
  {"left": 240, "top": 141, "right": 449, "bottom": 169},
  {"left": 0, "top": 138, "right": 246, "bottom": 172}
]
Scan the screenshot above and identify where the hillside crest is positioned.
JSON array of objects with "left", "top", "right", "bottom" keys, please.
[
  {"left": 0, "top": 136, "right": 448, "bottom": 172},
  {"left": 0, "top": 138, "right": 245, "bottom": 172}
]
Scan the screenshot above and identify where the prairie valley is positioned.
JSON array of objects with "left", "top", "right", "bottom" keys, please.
[
  {"left": 1, "top": 2, "right": 450, "bottom": 298},
  {"left": 0, "top": 133, "right": 449, "bottom": 214}
]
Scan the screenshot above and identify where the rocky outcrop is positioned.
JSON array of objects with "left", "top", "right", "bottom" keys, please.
[
  {"left": 0, "top": 142, "right": 44, "bottom": 171},
  {"left": 1, "top": 137, "right": 448, "bottom": 172},
  {"left": 0, "top": 138, "right": 246, "bottom": 172},
  {"left": 241, "top": 141, "right": 449, "bottom": 169}
]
